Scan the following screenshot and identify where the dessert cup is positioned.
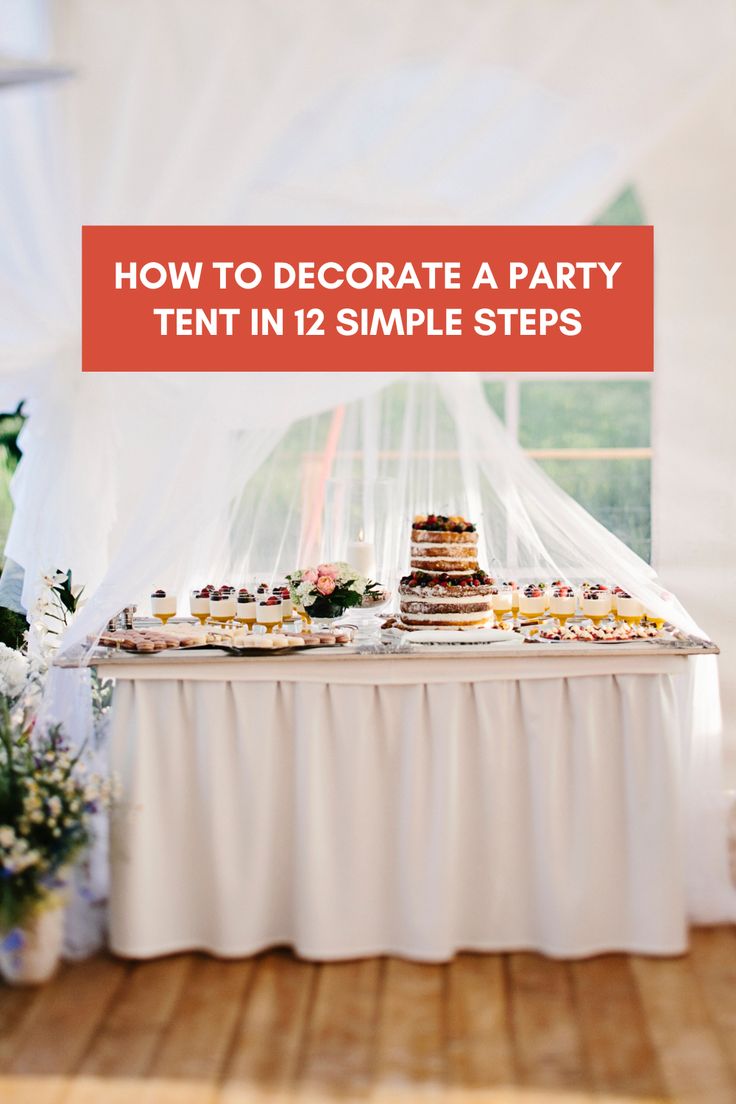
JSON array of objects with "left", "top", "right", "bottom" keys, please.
[
  {"left": 151, "top": 593, "right": 177, "bottom": 624},
  {"left": 492, "top": 587, "right": 513, "bottom": 623},
  {"left": 617, "top": 595, "right": 644, "bottom": 624},
  {"left": 519, "top": 593, "right": 546, "bottom": 620},
  {"left": 257, "top": 599, "right": 283, "bottom": 634},
  {"left": 189, "top": 591, "right": 210, "bottom": 625},
  {"left": 236, "top": 596, "right": 257, "bottom": 627},
  {"left": 580, "top": 590, "right": 612, "bottom": 624},
  {"left": 549, "top": 590, "right": 576, "bottom": 625}
]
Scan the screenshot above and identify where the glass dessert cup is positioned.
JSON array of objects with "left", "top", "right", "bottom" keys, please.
[
  {"left": 492, "top": 587, "right": 513, "bottom": 623},
  {"left": 151, "top": 595, "right": 177, "bottom": 624},
  {"left": 549, "top": 590, "right": 576, "bottom": 626},
  {"left": 189, "top": 592, "right": 211, "bottom": 625},
  {"left": 617, "top": 597, "right": 644, "bottom": 625},
  {"left": 580, "top": 592, "right": 612, "bottom": 625},
  {"left": 257, "top": 597, "right": 284, "bottom": 634},
  {"left": 519, "top": 598, "right": 546, "bottom": 623}
]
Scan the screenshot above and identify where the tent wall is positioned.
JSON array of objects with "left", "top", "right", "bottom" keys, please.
[{"left": 638, "top": 68, "right": 736, "bottom": 772}]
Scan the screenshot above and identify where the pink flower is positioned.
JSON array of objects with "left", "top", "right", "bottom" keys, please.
[
  {"left": 317, "top": 563, "right": 339, "bottom": 579},
  {"left": 316, "top": 575, "right": 336, "bottom": 596},
  {"left": 303, "top": 569, "right": 318, "bottom": 583}
]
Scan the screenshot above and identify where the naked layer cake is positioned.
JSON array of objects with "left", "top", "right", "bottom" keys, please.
[
  {"left": 400, "top": 514, "right": 494, "bottom": 628},
  {"left": 410, "top": 514, "right": 479, "bottom": 575}
]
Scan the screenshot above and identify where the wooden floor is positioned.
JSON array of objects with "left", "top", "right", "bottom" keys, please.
[{"left": 2, "top": 930, "right": 736, "bottom": 1103}]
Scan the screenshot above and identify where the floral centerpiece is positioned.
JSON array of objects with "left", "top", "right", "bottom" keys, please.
[
  {"left": 0, "top": 707, "right": 113, "bottom": 983},
  {"left": 0, "top": 568, "right": 113, "bottom": 984},
  {"left": 287, "top": 562, "right": 381, "bottom": 621}
]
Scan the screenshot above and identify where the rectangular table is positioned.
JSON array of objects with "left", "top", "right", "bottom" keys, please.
[{"left": 94, "top": 640, "right": 734, "bottom": 961}]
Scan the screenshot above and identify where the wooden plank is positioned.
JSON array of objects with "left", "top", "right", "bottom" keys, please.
[
  {"left": 63, "top": 954, "right": 194, "bottom": 1104},
  {"left": 570, "top": 955, "right": 668, "bottom": 1100},
  {"left": 631, "top": 953, "right": 735, "bottom": 1103},
  {"left": 0, "top": 983, "right": 44, "bottom": 1069},
  {"left": 132, "top": 955, "right": 252, "bottom": 1104},
  {"left": 445, "top": 953, "right": 515, "bottom": 1098},
  {"left": 294, "top": 959, "right": 381, "bottom": 1099},
  {"left": 373, "top": 958, "right": 446, "bottom": 1100},
  {"left": 507, "top": 953, "right": 590, "bottom": 1098},
  {"left": 218, "top": 950, "right": 315, "bottom": 1103},
  {"left": 689, "top": 928, "right": 736, "bottom": 1078},
  {"left": 0, "top": 955, "right": 127, "bottom": 1104}
]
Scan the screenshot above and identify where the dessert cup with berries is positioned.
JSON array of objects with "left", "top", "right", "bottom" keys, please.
[
  {"left": 579, "top": 583, "right": 613, "bottom": 624},
  {"left": 549, "top": 584, "right": 577, "bottom": 625},
  {"left": 257, "top": 595, "right": 284, "bottom": 634},
  {"left": 519, "top": 584, "right": 547, "bottom": 622},
  {"left": 151, "top": 589, "right": 177, "bottom": 624}
]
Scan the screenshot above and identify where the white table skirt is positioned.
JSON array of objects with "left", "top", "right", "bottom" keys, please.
[{"left": 106, "top": 652, "right": 736, "bottom": 962}]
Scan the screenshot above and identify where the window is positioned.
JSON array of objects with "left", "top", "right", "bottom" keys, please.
[
  {"left": 482, "top": 376, "right": 651, "bottom": 561},
  {"left": 482, "top": 187, "right": 652, "bottom": 561}
]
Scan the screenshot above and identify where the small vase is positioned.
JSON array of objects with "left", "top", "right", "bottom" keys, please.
[
  {"left": 304, "top": 600, "right": 346, "bottom": 625},
  {"left": 0, "top": 902, "right": 65, "bottom": 986}
]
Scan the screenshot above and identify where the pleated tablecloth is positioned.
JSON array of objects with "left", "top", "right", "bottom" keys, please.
[{"left": 101, "top": 646, "right": 719, "bottom": 961}]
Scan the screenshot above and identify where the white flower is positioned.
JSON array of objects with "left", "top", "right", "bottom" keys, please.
[
  {"left": 0, "top": 643, "right": 29, "bottom": 700},
  {"left": 0, "top": 825, "right": 16, "bottom": 849},
  {"left": 42, "top": 570, "right": 68, "bottom": 588}
]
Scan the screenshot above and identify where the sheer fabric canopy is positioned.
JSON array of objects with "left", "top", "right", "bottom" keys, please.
[{"left": 0, "top": 0, "right": 734, "bottom": 640}]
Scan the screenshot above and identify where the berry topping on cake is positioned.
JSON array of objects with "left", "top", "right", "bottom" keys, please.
[
  {"left": 400, "top": 569, "right": 490, "bottom": 588},
  {"left": 412, "top": 514, "right": 476, "bottom": 533},
  {"left": 152, "top": 589, "right": 166, "bottom": 597}
]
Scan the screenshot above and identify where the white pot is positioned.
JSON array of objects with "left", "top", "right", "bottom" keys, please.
[{"left": 0, "top": 903, "right": 65, "bottom": 986}]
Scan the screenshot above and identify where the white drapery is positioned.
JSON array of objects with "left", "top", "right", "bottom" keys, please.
[{"left": 1, "top": 0, "right": 734, "bottom": 636}]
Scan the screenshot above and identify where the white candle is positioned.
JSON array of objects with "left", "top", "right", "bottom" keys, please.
[{"left": 347, "top": 537, "right": 375, "bottom": 579}]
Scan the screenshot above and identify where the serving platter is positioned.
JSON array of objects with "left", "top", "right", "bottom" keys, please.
[{"left": 177, "top": 640, "right": 353, "bottom": 656}]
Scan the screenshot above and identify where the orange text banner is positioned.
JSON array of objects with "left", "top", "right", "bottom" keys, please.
[{"left": 82, "top": 225, "right": 653, "bottom": 373}]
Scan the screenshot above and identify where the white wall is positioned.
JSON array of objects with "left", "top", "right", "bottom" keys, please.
[{"left": 637, "top": 70, "right": 736, "bottom": 773}]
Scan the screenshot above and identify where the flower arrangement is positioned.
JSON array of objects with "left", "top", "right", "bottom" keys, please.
[
  {"left": 287, "top": 562, "right": 381, "bottom": 619},
  {"left": 0, "top": 567, "right": 114, "bottom": 977},
  {"left": 0, "top": 643, "right": 30, "bottom": 702},
  {"left": 28, "top": 569, "right": 85, "bottom": 659},
  {"left": 0, "top": 706, "right": 113, "bottom": 935}
]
